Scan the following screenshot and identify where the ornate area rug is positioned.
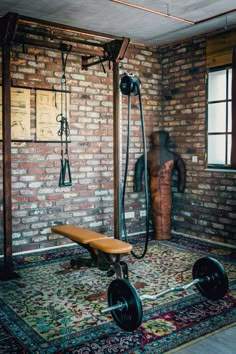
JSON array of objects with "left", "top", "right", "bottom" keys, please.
[{"left": 0, "top": 236, "right": 236, "bottom": 353}]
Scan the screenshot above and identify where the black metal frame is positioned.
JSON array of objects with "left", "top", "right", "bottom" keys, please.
[{"left": 0, "top": 11, "right": 130, "bottom": 280}]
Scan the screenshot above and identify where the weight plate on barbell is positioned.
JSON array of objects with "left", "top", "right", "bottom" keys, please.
[
  {"left": 107, "top": 278, "right": 143, "bottom": 331},
  {"left": 192, "top": 256, "right": 229, "bottom": 300}
]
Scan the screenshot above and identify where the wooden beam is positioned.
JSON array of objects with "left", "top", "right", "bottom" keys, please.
[{"left": 206, "top": 31, "right": 236, "bottom": 68}]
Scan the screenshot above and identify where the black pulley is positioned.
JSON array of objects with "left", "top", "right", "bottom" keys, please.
[
  {"left": 192, "top": 256, "right": 229, "bottom": 300},
  {"left": 107, "top": 278, "right": 143, "bottom": 331},
  {"left": 120, "top": 73, "right": 141, "bottom": 96}
]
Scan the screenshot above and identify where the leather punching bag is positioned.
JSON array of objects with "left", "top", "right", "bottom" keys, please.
[{"left": 134, "top": 131, "right": 186, "bottom": 240}]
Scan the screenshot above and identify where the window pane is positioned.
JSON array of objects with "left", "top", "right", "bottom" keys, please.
[
  {"left": 208, "top": 135, "right": 226, "bottom": 164},
  {"left": 208, "top": 70, "right": 226, "bottom": 101},
  {"left": 228, "top": 102, "right": 232, "bottom": 132},
  {"left": 208, "top": 102, "right": 226, "bottom": 132},
  {"left": 228, "top": 69, "right": 232, "bottom": 100},
  {"left": 227, "top": 134, "right": 232, "bottom": 165}
]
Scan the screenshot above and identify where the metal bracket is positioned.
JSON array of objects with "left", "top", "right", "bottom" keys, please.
[
  {"left": 81, "top": 54, "right": 109, "bottom": 70},
  {"left": 104, "top": 37, "right": 130, "bottom": 62},
  {"left": 82, "top": 37, "right": 130, "bottom": 70},
  {"left": 60, "top": 42, "right": 72, "bottom": 53},
  {"left": 0, "top": 12, "right": 19, "bottom": 44}
]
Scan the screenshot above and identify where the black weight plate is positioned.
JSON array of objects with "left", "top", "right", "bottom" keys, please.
[
  {"left": 107, "top": 279, "right": 143, "bottom": 331},
  {"left": 192, "top": 257, "right": 229, "bottom": 300}
]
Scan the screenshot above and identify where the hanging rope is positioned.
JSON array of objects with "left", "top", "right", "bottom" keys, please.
[
  {"left": 56, "top": 44, "right": 72, "bottom": 187},
  {"left": 120, "top": 73, "right": 150, "bottom": 259}
]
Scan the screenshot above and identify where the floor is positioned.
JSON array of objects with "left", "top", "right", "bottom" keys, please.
[{"left": 172, "top": 325, "right": 236, "bottom": 353}]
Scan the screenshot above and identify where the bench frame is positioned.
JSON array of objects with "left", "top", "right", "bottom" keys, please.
[{"left": 51, "top": 225, "right": 131, "bottom": 279}]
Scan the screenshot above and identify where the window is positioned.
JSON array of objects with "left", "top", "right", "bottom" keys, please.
[{"left": 207, "top": 67, "right": 232, "bottom": 167}]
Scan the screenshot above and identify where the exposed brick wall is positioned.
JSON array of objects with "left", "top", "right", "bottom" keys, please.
[
  {"left": 0, "top": 29, "right": 160, "bottom": 254},
  {"left": 159, "top": 37, "right": 236, "bottom": 245},
  {"left": 0, "top": 25, "right": 235, "bottom": 255}
]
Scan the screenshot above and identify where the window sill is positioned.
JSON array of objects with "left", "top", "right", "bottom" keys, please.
[{"left": 205, "top": 168, "right": 236, "bottom": 173}]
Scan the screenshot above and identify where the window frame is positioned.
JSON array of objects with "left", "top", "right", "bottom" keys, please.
[{"left": 206, "top": 65, "right": 233, "bottom": 170}]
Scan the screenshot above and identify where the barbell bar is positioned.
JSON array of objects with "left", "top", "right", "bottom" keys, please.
[{"left": 100, "top": 256, "right": 229, "bottom": 331}]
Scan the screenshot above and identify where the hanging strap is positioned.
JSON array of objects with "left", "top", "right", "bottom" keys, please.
[
  {"left": 57, "top": 45, "right": 72, "bottom": 187},
  {"left": 57, "top": 114, "right": 72, "bottom": 187},
  {"left": 59, "top": 156, "right": 72, "bottom": 187}
]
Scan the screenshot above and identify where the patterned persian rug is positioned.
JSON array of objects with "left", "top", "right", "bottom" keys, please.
[{"left": 0, "top": 235, "right": 236, "bottom": 353}]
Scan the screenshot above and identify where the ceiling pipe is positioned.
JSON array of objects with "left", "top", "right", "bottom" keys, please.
[
  {"left": 111, "top": 0, "right": 194, "bottom": 24},
  {"left": 111, "top": 0, "right": 236, "bottom": 27},
  {"left": 195, "top": 9, "right": 236, "bottom": 25}
]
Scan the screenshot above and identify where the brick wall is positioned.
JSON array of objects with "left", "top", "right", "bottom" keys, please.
[
  {"left": 0, "top": 25, "right": 235, "bottom": 256},
  {"left": 159, "top": 37, "right": 236, "bottom": 245},
  {"left": 0, "top": 29, "right": 160, "bottom": 254}
]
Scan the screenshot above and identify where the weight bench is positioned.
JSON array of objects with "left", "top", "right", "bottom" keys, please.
[{"left": 51, "top": 225, "right": 132, "bottom": 279}]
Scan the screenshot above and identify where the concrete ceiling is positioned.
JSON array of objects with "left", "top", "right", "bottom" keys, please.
[{"left": 0, "top": 0, "right": 236, "bottom": 46}]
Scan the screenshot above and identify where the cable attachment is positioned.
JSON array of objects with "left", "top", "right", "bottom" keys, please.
[{"left": 60, "top": 43, "right": 72, "bottom": 84}]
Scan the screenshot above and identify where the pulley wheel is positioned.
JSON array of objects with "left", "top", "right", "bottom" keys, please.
[
  {"left": 107, "top": 279, "right": 143, "bottom": 331},
  {"left": 120, "top": 74, "right": 141, "bottom": 96},
  {"left": 192, "top": 256, "right": 229, "bottom": 300}
]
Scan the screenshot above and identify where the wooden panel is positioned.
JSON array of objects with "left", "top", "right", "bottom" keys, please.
[
  {"left": 206, "top": 31, "right": 236, "bottom": 68},
  {"left": 0, "top": 87, "right": 31, "bottom": 140},
  {"left": 36, "top": 90, "right": 70, "bottom": 141}
]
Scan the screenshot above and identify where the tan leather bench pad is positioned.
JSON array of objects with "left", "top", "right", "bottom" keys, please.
[
  {"left": 51, "top": 225, "right": 107, "bottom": 244},
  {"left": 89, "top": 238, "right": 132, "bottom": 254},
  {"left": 51, "top": 225, "right": 132, "bottom": 254}
]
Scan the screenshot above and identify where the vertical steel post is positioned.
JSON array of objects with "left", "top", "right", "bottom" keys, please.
[
  {"left": 0, "top": 13, "right": 19, "bottom": 280},
  {"left": 1, "top": 42, "right": 14, "bottom": 275},
  {"left": 113, "top": 62, "right": 122, "bottom": 239}
]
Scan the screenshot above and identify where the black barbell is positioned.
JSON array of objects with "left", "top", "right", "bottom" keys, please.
[{"left": 100, "top": 256, "right": 229, "bottom": 331}]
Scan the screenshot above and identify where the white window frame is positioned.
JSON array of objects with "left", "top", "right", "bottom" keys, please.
[{"left": 207, "top": 66, "right": 232, "bottom": 168}]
